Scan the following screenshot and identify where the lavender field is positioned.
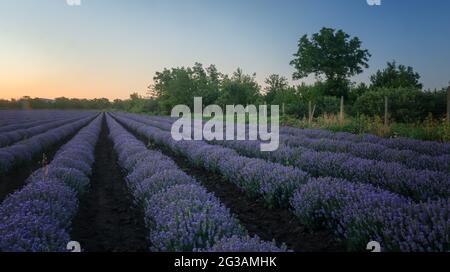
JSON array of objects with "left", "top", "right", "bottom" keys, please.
[{"left": 0, "top": 110, "right": 447, "bottom": 252}]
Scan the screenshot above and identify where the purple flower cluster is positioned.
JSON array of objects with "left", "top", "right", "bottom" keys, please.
[
  {"left": 290, "top": 149, "right": 450, "bottom": 201},
  {"left": 106, "top": 115, "right": 286, "bottom": 252},
  {"left": 281, "top": 126, "right": 450, "bottom": 157},
  {"left": 0, "top": 115, "right": 91, "bottom": 148},
  {"left": 290, "top": 177, "right": 449, "bottom": 252},
  {"left": 0, "top": 114, "right": 98, "bottom": 175},
  {"left": 144, "top": 115, "right": 450, "bottom": 172},
  {"left": 115, "top": 112, "right": 449, "bottom": 252},
  {"left": 201, "top": 235, "right": 288, "bottom": 252},
  {"left": 0, "top": 115, "right": 102, "bottom": 252},
  {"left": 121, "top": 114, "right": 450, "bottom": 202},
  {"left": 0, "top": 110, "right": 83, "bottom": 128},
  {"left": 176, "top": 127, "right": 450, "bottom": 202},
  {"left": 281, "top": 133, "right": 450, "bottom": 172},
  {"left": 145, "top": 184, "right": 245, "bottom": 251},
  {"left": 0, "top": 180, "right": 78, "bottom": 252},
  {"left": 0, "top": 118, "right": 59, "bottom": 134},
  {"left": 112, "top": 113, "right": 310, "bottom": 209}
]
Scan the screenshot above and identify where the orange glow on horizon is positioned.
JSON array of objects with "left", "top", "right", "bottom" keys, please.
[{"left": 0, "top": 39, "right": 150, "bottom": 101}]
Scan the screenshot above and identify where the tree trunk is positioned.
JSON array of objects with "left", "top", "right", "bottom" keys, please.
[{"left": 308, "top": 101, "right": 312, "bottom": 126}]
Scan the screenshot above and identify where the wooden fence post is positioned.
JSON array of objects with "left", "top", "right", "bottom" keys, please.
[
  {"left": 339, "top": 96, "right": 345, "bottom": 125},
  {"left": 447, "top": 86, "right": 450, "bottom": 124},
  {"left": 308, "top": 101, "right": 312, "bottom": 126},
  {"left": 384, "top": 96, "right": 389, "bottom": 127},
  {"left": 308, "top": 101, "right": 316, "bottom": 126}
]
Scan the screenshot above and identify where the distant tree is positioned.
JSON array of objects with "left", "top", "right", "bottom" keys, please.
[
  {"left": 112, "top": 99, "right": 126, "bottom": 110},
  {"left": 296, "top": 81, "right": 326, "bottom": 102},
  {"left": 264, "top": 74, "right": 289, "bottom": 104},
  {"left": 192, "top": 63, "right": 222, "bottom": 106},
  {"left": 348, "top": 82, "right": 370, "bottom": 104},
  {"left": 370, "top": 61, "right": 423, "bottom": 89},
  {"left": 91, "top": 98, "right": 111, "bottom": 109},
  {"left": 152, "top": 63, "right": 222, "bottom": 112},
  {"left": 354, "top": 87, "right": 425, "bottom": 122},
  {"left": 54, "top": 97, "right": 72, "bottom": 109},
  {"left": 217, "top": 68, "right": 261, "bottom": 106},
  {"left": 152, "top": 67, "right": 197, "bottom": 111},
  {"left": 290, "top": 27, "right": 371, "bottom": 98}
]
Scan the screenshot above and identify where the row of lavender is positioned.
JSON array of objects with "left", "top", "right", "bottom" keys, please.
[
  {"left": 280, "top": 132, "right": 450, "bottom": 172},
  {"left": 105, "top": 114, "right": 286, "bottom": 252},
  {"left": 148, "top": 115, "right": 450, "bottom": 172},
  {"left": 0, "top": 115, "right": 103, "bottom": 252},
  {"left": 0, "top": 114, "right": 91, "bottom": 148},
  {"left": 0, "top": 110, "right": 84, "bottom": 128},
  {"left": 112, "top": 113, "right": 449, "bottom": 252},
  {"left": 119, "top": 113, "right": 450, "bottom": 202},
  {"left": 0, "top": 114, "right": 98, "bottom": 175},
  {"left": 280, "top": 125, "right": 450, "bottom": 157},
  {"left": 0, "top": 113, "right": 79, "bottom": 134}
]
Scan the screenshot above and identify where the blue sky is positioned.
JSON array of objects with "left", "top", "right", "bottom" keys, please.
[{"left": 1, "top": 0, "right": 449, "bottom": 99}]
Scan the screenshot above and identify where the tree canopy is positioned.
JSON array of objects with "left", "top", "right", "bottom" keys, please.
[
  {"left": 290, "top": 27, "right": 371, "bottom": 98},
  {"left": 217, "top": 68, "right": 261, "bottom": 106},
  {"left": 370, "top": 61, "right": 423, "bottom": 89},
  {"left": 264, "top": 74, "right": 289, "bottom": 104}
]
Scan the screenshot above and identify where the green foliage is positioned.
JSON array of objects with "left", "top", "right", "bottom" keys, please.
[
  {"left": 0, "top": 96, "right": 112, "bottom": 110},
  {"left": 152, "top": 62, "right": 222, "bottom": 113},
  {"left": 317, "top": 96, "right": 341, "bottom": 115},
  {"left": 110, "top": 94, "right": 161, "bottom": 114},
  {"left": 370, "top": 61, "right": 423, "bottom": 89},
  {"left": 282, "top": 113, "right": 450, "bottom": 142},
  {"left": 269, "top": 83, "right": 343, "bottom": 117},
  {"left": 296, "top": 82, "right": 326, "bottom": 102},
  {"left": 348, "top": 82, "right": 369, "bottom": 104},
  {"left": 354, "top": 87, "right": 446, "bottom": 123},
  {"left": 273, "top": 87, "right": 304, "bottom": 116},
  {"left": 416, "top": 89, "right": 447, "bottom": 118},
  {"left": 264, "top": 74, "right": 289, "bottom": 104},
  {"left": 290, "top": 27, "right": 371, "bottom": 98},
  {"left": 217, "top": 68, "right": 262, "bottom": 106},
  {"left": 150, "top": 63, "right": 263, "bottom": 112},
  {"left": 391, "top": 114, "right": 450, "bottom": 142}
]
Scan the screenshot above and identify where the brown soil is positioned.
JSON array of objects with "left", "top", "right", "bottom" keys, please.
[{"left": 70, "top": 119, "right": 149, "bottom": 252}]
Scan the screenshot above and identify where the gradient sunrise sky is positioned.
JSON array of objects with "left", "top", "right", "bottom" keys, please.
[{"left": 1, "top": 0, "right": 450, "bottom": 100}]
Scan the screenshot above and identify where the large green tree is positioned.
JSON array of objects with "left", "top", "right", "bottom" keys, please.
[
  {"left": 151, "top": 63, "right": 222, "bottom": 112},
  {"left": 370, "top": 61, "right": 423, "bottom": 89},
  {"left": 290, "top": 27, "right": 371, "bottom": 98},
  {"left": 264, "top": 74, "right": 289, "bottom": 104}
]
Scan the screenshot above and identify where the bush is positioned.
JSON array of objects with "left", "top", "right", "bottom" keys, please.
[{"left": 354, "top": 87, "right": 447, "bottom": 123}]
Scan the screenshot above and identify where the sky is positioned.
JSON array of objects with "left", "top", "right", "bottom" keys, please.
[{"left": 1, "top": 0, "right": 450, "bottom": 100}]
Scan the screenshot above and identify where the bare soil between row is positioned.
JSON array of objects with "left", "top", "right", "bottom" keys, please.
[
  {"left": 70, "top": 119, "right": 149, "bottom": 252},
  {"left": 114, "top": 116, "right": 343, "bottom": 252}
]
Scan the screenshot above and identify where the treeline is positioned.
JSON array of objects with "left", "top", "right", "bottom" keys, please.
[
  {"left": 144, "top": 27, "right": 447, "bottom": 123},
  {"left": 1, "top": 27, "right": 448, "bottom": 123},
  {"left": 0, "top": 95, "right": 150, "bottom": 112},
  {"left": 0, "top": 97, "right": 111, "bottom": 110},
  {"left": 144, "top": 61, "right": 446, "bottom": 123}
]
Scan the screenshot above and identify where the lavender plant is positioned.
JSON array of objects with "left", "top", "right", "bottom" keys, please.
[
  {"left": 106, "top": 114, "right": 285, "bottom": 252},
  {"left": 290, "top": 177, "right": 449, "bottom": 252},
  {"left": 0, "top": 115, "right": 102, "bottom": 252}
]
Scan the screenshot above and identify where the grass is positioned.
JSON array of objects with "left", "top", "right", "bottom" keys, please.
[{"left": 281, "top": 113, "right": 450, "bottom": 142}]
